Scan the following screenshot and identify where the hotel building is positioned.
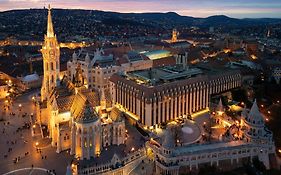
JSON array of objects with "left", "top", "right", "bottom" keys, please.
[{"left": 110, "top": 64, "right": 241, "bottom": 127}]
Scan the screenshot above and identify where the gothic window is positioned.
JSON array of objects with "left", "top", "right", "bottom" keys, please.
[
  {"left": 51, "top": 75, "right": 54, "bottom": 83},
  {"left": 119, "top": 128, "right": 122, "bottom": 135},
  {"left": 51, "top": 62, "right": 54, "bottom": 71}
]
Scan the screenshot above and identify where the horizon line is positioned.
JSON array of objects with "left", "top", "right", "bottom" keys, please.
[{"left": 1, "top": 7, "right": 281, "bottom": 20}]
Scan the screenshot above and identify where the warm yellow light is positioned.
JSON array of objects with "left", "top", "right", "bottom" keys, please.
[
  {"left": 33, "top": 125, "right": 36, "bottom": 128},
  {"left": 261, "top": 105, "right": 264, "bottom": 108},
  {"left": 278, "top": 149, "right": 281, "bottom": 153},
  {"left": 223, "top": 49, "right": 231, "bottom": 54},
  {"left": 251, "top": 55, "right": 257, "bottom": 60},
  {"left": 267, "top": 111, "right": 271, "bottom": 114},
  {"left": 19, "top": 104, "right": 22, "bottom": 107},
  {"left": 32, "top": 96, "right": 35, "bottom": 100},
  {"left": 131, "top": 147, "right": 135, "bottom": 152},
  {"left": 35, "top": 142, "right": 39, "bottom": 146}
]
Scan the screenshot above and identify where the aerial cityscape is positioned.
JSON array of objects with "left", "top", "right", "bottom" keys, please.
[{"left": 0, "top": 1, "right": 281, "bottom": 175}]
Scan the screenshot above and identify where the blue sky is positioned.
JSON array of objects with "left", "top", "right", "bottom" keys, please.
[{"left": 1, "top": 0, "right": 281, "bottom": 18}]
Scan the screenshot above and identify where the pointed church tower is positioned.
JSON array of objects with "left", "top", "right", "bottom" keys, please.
[
  {"left": 41, "top": 5, "right": 60, "bottom": 101},
  {"left": 171, "top": 29, "right": 178, "bottom": 43}
]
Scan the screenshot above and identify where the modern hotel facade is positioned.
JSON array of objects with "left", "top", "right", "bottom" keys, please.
[{"left": 110, "top": 65, "right": 242, "bottom": 127}]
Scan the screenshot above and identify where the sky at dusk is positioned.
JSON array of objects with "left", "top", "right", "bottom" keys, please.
[{"left": 1, "top": 0, "right": 281, "bottom": 18}]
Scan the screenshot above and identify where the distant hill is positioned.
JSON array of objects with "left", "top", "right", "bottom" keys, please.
[
  {"left": 0, "top": 8, "right": 280, "bottom": 28},
  {"left": 0, "top": 8, "right": 280, "bottom": 40}
]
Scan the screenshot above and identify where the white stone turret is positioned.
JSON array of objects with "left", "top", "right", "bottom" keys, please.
[
  {"left": 73, "top": 51, "right": 77, "bottom": 62},
  {"left": 85, "top": 53, "right": 90, "bottom": 63},
  {"left": 242, "top": 99, "right": 273, "bottom": 144},
  {"left": 216, "top": 98, "right": 224, "bottom": 115}
]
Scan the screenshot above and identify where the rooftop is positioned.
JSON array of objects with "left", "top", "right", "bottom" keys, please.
[{"left": 126, "top": 64, "right": 203, "bottom": 86}]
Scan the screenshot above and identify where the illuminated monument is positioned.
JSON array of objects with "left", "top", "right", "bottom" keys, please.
[
  {"left": 41, "top": 5, "right": 60, "bottom": 102},
  {"left": 171, "top": 28, "right": 179, "bottom": 43},
  {"left": 37, "top": 5, "right": 125, "bottom": 160}
]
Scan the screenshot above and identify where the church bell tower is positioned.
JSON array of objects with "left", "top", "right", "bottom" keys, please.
[{"left": 41, "top": 5, "right": 60, "bottom": 101}]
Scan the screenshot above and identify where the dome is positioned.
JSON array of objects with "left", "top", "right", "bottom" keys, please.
[{"left": 74, "top": 100, "right": 99, "bottom": 124}]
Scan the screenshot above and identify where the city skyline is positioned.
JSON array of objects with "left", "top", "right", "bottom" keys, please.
[{"left": 0, "top": 0, "right": 281, "bottom": 18}]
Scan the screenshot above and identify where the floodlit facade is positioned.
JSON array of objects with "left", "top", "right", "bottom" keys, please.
[
  {"left": 67, "top": 48, "right": 153, "bottom": 104},
  {"left": 110, "top": 64, "right": 241, "bottom": 127},
  {"left": 37, "top": 6, "right": 125, "bottom": 160},
  {"left": 41, "top": 5, "right": 60, "bottom": 101},
  {"left": 147, "top": 100, "right": 276, "bottom": 175}
]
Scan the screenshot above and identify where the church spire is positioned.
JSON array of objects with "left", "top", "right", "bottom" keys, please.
[{"left": 47, "top": 4, "right": 55, "bottom": 38}]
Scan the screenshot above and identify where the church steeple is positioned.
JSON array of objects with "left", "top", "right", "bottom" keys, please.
[
  {"left": 47, "top": 4, "right": 55, "bottom": 38},
  {"left": 41, "top": 4, "right": 60, "bottom": 102}
]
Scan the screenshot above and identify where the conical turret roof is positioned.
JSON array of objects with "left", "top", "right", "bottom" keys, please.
[
  {"left": 248, "top": 99, "right": 264, "bottom": 125},
  {"left": 216, "top": 98, "right": 224, "bottom": 112}
]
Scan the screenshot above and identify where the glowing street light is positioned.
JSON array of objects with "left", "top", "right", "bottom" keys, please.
[
  {"left": 19, "top": 104, "right": 22, "bottom": 108},
  {"left": 267, "top": 111, "right": 271, "bottom": 114},
  {"left": 35, "top": 142, "right": 39, "bottom": 146}
]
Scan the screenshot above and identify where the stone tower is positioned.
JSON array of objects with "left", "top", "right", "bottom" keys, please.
[
  {"left": 171, "top": 29, "right": 178, "bottom": 43},
  {"left": 41, "top": 5, "right": 60, "bottom": 101}
]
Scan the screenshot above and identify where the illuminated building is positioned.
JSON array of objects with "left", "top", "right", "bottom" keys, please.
[
  {"left": 146, "top": 100, "right": 275, "bottom": 175},
  {"left": 110, "top": 60, "right": 241, "bottom": 127},
  {"left": 171, "top": 29, "right": 179, "bottom": 43},
  {"left": 67, "top": 48, "right": 153, "bottom": 106},
  {"left": 41, "top": 5, "right": 60, "bottom": 101},
  {"left": 162, "top": 29, "right": 191, "bottom": 49},
  {"left": 0, "top": 80, "right": 9, "bottom": 99},
  {"left": 37, "top": 5, "right": 125, "bottom": 160}
]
